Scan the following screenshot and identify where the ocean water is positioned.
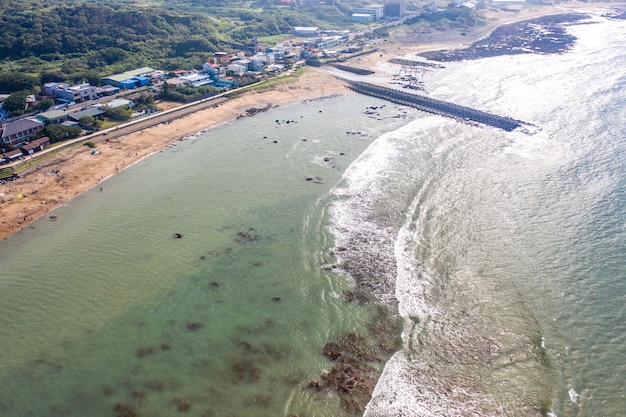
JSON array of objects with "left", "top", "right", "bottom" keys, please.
[
  {"left": 0, "top": 94, "right": 409, "bottom": 417},
  {"left": 0, "top": 11, "right": 624, "bottom": 417}
]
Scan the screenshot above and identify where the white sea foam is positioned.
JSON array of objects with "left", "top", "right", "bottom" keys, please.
[{"left": 361, "top": 11, "right": 626, "bottom": 417}]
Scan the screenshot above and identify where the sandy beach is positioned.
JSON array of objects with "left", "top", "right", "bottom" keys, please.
[{"left": 0, "top": 1, "right": 616, "bottom": 241}]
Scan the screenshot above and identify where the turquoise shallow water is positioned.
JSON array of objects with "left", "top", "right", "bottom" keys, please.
[
  {"left": 0, "top": 94, "right": 407, "bottom": 417},
  {"left": 1, "top": 12, "right": 626, "bottom": 417}
]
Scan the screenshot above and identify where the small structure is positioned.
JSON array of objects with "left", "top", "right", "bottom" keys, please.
[
  {"left": 20, "top": 136, "right": 50, "bottom": 155},
  {"left": 166, "top": 78, "right": 190, "bottom": 89},
  {"left": 4, "top": 149, "right": 23, "bottom": 161},
  {"left": 98, "top": 85, "right": 120, "bottom": 96}
]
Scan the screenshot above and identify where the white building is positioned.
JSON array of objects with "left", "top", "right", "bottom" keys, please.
[
  {"left": 292, "top": 27, "right": 320, "bottom": 37},
  {"left": 352, "top": 5, "right": 384, "bottom": 20},
  {"left": 104, "top": 98, "right": 133, "bottom": 109},
  {"left": 179, "top": 73, "right": 214, "bottom": 87}
]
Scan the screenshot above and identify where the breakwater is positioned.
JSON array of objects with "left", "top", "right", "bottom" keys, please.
[{"left": 346, "top": 80, "right": 527, "bottom": 132}]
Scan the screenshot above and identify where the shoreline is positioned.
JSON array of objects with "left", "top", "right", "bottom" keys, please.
[
  {"left": 0, "top": 1, "right": 618, "bottom": 242},
  {"left": 0, "top": 71, "right": 349, "bottom": 240}
]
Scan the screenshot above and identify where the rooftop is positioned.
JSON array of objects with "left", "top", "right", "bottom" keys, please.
[
  {"left": 38, "top": 110, "right": 69, "bottom": 120},
  {"left": 103, "top": 67, "right": 155, "bottom": 83},
  {"left": 1, "top": 119, "right": 43, "bottom": 138}
]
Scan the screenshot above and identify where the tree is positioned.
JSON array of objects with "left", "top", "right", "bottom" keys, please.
[
  {"left": 43, "top": 124, "right": 82, "bottom": 143},
  {"left": 134, "top": 93, "right": 154, "bottom": 111},
  {"left": 79, "top": 115, "right": 95, "bottom": 126},
  {"left": 0, "top": 73, "right": 38, "bottom": 92},
  {"left": 34, "top": 98, "right": 54, "bottom": 112},
  {"left": 104, "top": 105, "right": 133, "bottom": 121},
  {"left": 98, "top": 47, "right": 128, "bottom": 65},
  {"left": 3, "top": 90, "right": 30, "bottom": 116},
  {"left": 40, "top": 71, "right": 67, "bottom": 84}
]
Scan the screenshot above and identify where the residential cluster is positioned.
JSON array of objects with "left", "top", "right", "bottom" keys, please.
[{"left": 1, "top": 13, "right": 399, "bottom": 164}]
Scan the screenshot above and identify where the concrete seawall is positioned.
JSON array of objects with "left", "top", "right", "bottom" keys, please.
[{"left": 346, "top": 80, "right": 527, "bottom": 132}]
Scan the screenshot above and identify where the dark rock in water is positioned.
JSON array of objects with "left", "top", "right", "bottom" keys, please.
[
  {"left": 145, "top": 379, "right": 167, "bottom": 391},
  {"left": 231, "top": 359, "right": 262, "bottom": 383},
  {"left": 186, "top": 322, "right": 203, "bottom": 331},
  {"left": 114, "top": 403, "right": 140, "bottom": 417},
  {"left": 272, "top": 140, "right": 278, "bottom": 143},
  {"left": 322, "top": 342, "right": 343, "bottom": 361},
  {"left": 271, "top": 296, "right": 281, "bottom": 302},
  {"left": 339, "top": 152, "right": 345, "bottom": 155},
  {"left": 307, "top": 330, "right": 398, "bottom": 415},
  {"left": 236, "top": 229, "right": 261, "bottom": 242},
  {"left": 210, "top": 282, "right": 220, "bottom": 288},
  {"left": 177, "top": 402, "right": 191, "bottom": 412}
]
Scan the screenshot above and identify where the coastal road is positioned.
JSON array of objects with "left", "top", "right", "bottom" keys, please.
[
  {"left": 85, "top": 96, "right": 230, "bottom": 143},
  {"left": 8, "top": 94, "right": 231, "bottom": 172}
]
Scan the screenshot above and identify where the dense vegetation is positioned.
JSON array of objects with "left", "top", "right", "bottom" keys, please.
[
  {"left": 0, "top": 0, "right": 376, "bottom": 83},
  {"left": 0, "top": 0, "right": 481, "bottom": 103}
]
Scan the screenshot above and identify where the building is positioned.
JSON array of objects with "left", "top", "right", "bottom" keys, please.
[
  {"left": 178, "top": 73, "right": 214, "bottom": 87},
  {"left": 166, "top": 78, "right": 190, "bottom": 89},
  {"left": 102, "top": 67, "right": 155, "bottom": 89},
  {"left": 230, "top": 59, "right": 251, "bottom": 72},
  {"left": 69, "top": 108, "right": 107, "bottom": 122},
  {"left": 98, "top": 85, "right": 120, "bottom": 96},
  {"left": 20, "top": 137, "right": 50, "bottom": 155},
  {"left": 352, "top": 5, "right": 384, "bottom": 20},
  {"left": 351, "top": 13, "right": 375, "bottom": 23},
  {"left": 36, "top": 110, "right": 70, "bottom": 125},
  {"left": 0, "top": 119, "right": 44, "bottom": 148},
  {"left": 227, "top": 63, "right": 247, "bottom": 76},
  {"left": 104, "top": 98, "right": 133, "bottom": 109},
  {"left": 292, "top": 27, "right": 319, "bottom": 37},
  {"left": 384, "top": 1, "right": 406, "bottom": 18},
  {"left": 212, "top": 52, "right": 232, "bottom": 66},
  {"left": 42, "top": 82, "right": 98, "bottom": 103}
]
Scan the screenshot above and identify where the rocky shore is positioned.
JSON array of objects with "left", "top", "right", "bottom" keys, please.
[{"left": 419, "top": 13, "right": 590, "bottom": 61}]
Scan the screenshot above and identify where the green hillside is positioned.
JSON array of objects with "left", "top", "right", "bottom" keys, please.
[{"left": 0, "top": 0, "right": 387, "bottom": 80}]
